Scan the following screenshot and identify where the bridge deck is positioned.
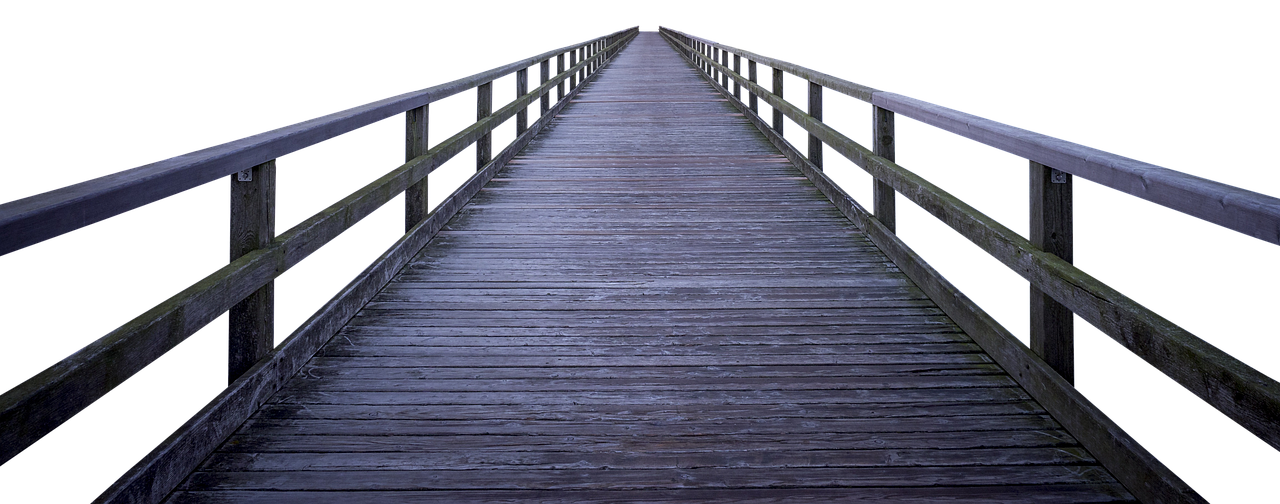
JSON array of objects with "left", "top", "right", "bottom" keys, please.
[{"left": 168, "top": 33, "right": 1134, "bottom": 503}]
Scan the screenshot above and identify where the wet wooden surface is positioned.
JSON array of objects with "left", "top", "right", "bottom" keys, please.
[{"left": 167, "top": 32, "right": 1135, "bottom": 503}]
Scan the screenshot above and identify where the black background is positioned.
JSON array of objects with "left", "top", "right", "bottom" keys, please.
[{"left": 5, "top": 9, "right": 1274, "bottom": 501}]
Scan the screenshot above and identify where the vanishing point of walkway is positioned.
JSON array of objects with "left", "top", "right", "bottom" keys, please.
[{"left": 167, "top": 32, "right": 1134, "bottom": 503}]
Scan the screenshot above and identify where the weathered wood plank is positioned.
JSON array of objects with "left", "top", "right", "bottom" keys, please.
[
  {"left": 403, "top": 104, "right": 429, "bottom": 231},
  {"left": 167, "top": 486, "right": 1135, "bottom": 504},
  {"left": 222, "top": 429, "right": 1083, "bottom": 454},
  {"left": 202, "top": 447, "right": 1096, "bottom": 472},
  {"left": 181, "top": 466, "right": 1119, "bottom": 491}
]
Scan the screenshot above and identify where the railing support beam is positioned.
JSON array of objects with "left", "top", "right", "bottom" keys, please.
[
  {"left": 516, "top": 68, "right": 528, "bottom": 135},
  {"left": 540, "top": 59, "right": 550, "bottom": 115},
  {"left": 476, "top": 81, "right": 492, "bottom": 170},
  {"left": 1030, "top": 161, "right": 1074, "bottom": 383},
  {"left": 733, "top": 55, "right": 741, "bottom": 99},
  {"left": 873, "top": 105, "right": 896, "bottom": 232},
  {"left": 404, "top": 105, "right": 429, "bottom": 231},
  {"left": 808, "top": 81, "right": 823, "bottom": 170},
  {"left": 228, "top": 159, "right": 275, "bottom": 383},
  {"left": 748, "top": 60, "right": 757, "bottom": 113},
  {"left": 772, "top": 68, "right": 784, "bottom": 134}
]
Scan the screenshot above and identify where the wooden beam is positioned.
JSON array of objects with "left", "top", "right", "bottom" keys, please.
[
  {"left": 748, "top": 60, "right": 757, "bottom": 113},
  {"left": 569, "top": 50, "right": 578, "bottom": 91},
  {"left": 516, "top": 68, "right": 528, "bottom": 135},
  {"left": 403, "top": 104, "right": 429, "bottom": 232},
  {"left": 1030, "top": 161, "right": 1074, "bottom": 383},
  {"left": 540, "top": 59, "right": 550, "bottom": 115},
  {"left": 873, "top": 105, "right": 896, "bottom": 233},
  {"left": 808, "top": 81, "right": 823, "bottom": 170},
  {"left": 476, "top": 81, "right": 492, "bottom": 171},
  {"left": 733, "top": 54, "right": 741, "bottom": 99},
  {"left": 228, "top": 159, "right": 275, "bottom": 384},
  {"left": 772, "top": 68, "right": 784, "bottom": 134}
]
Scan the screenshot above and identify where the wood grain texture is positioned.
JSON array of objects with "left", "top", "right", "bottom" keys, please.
[
  {"left": 873, "top": 105, "right": 896, "bottom": 232},
  {"left": 167, "top": 32, "right": 1134, "bottom": 503},
  {"left": 403, "top": 104, "right": 429, "bottom": 232}
]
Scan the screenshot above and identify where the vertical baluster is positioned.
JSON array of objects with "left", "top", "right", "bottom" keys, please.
[
  {"left": 713, "top": 47, "right": 720, "bottom": 83},
  {"left": 808, "top": 82, "right": 822, "bottom": 169},
  {"left": 557, "top": 54, "right": 566, "bottom": 100},
  {"left": 720, "top": 49, "right": 729, "bottom": 89},
  {"left": 476, "top": 81, "right": 492, "bottom": 170},
  {"left": 748, "top": 60, "right": 758, "bottom": 113},
  {"left": 733, "top": 55, "right": 741, "bottom": 99},
  {"left": 404, "top": 105, "right": 429, "bottom": 231},
  {"left": 578, "top": 46, "right": 586, "bottom": 82},
  {"left": 873, "top": 106, "right": 896, "bottom": 232},
  {"left": 516, "top": 68, "right": 528, "bottom": 135},
  {"left": 570, "top": 50, "right": 578, "bottom": 91},
  {"left": 229, "top": 159, "right": 275, "bottom": 383},
  {"left": 1030, "top": 161, "right": 1074, "bottom": 382}
]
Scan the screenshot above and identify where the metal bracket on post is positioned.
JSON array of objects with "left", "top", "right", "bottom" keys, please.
[
  {"left": 1051, "top": 168, "right": 1069, "bottom": 184},
  {"left": 236, "top": 169, "right": 252, "bottom": 182}
]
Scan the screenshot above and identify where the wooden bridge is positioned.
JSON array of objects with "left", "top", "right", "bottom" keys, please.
[{"left": 2, "top": 29, "right": 1278, "bottom": 503}]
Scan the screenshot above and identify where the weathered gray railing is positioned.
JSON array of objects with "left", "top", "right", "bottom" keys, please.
[
  {"left": 661, "top": 26, "right": 1279, "bottom": 504},
  {"left": 0, "top": 27, "right": 638, "bottom": 502}
]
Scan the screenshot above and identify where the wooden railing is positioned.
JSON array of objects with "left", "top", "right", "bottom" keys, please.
[
  {"left": 660, "top": 26, "right": 1279, "bottom": 504},
  {"left": 0, "top": 27, "right": 638, "bottom": 488}
]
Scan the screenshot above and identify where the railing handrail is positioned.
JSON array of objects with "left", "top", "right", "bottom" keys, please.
[
  {"left": 0, "top": 27, "right": 637, "bottom": 258},
  {"left": 663, "top": 27, "right": 1280, "bottom": 246}
]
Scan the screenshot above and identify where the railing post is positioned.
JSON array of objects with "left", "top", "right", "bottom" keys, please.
[
  {"left": 1030, "top": 160, "right": 1074, "bottom": 383},
  {"left": 476, "top": 81, "right": 492, "bottom": 170},
  {"left": 712, "top": 47, "right": 720, "bottom": 83},
  {"left": 228, "top": 159, "right": 275, "bottom": 384},
  {"left": 720, "top": 49, "right": 729, "bottom": 89},
  {"left": 557, "top": 54, "right": 565, "bottom": 100},
  {"left": 540, "top": 59, "right": 550, "bottom": 116},
  {"left": 733, "top": 55, "right": 741, "bottom": 99},
  {"left": 516, "top": 68, "right": 528, "bottom": 135},
  {"left": 570, "top": 50, "right": 578, "bottom": 91},
  {"left": 578, "top": 46, "right": 586, "bottom": 83},
  {"left": 558, "top": 53, "right": 568, "bottom": 99},
  {"left": 404, "top": 105, "right": 429, "bottom": 231},
  {"left": 808, "top": 82, "right": 823, "bottom": 169},
  {"left": 873, "top": 106, "right": 896, "bottom": 232},
  {"left": 772, "top": 68, "right": 784, "bottom": 134},
  {"left": 748, "top": 60, "right": 758, "bottom": 113}
]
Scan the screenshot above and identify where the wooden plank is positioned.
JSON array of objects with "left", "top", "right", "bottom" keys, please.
[
  {"left": 167, "top": 486, "right": 1135, "bottom": 504},
  {"left": 223, "top": 429, "right": 1082, "bottom": 454},
  {"left": 0, "top": 28, "right": 640, "bottom": 257},
  {"left": 181, "top": 466, "right": 1120, "bottom": 491}
]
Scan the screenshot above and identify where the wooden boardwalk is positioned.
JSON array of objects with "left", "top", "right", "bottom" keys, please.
[{"left": 168, "top": 32, "right": 1134, "bottom": 503}]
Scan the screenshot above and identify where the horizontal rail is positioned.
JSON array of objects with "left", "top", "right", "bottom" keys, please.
[
  {"left": 662, "top": 27, "right": 1280, "bottom": 246},
  {"left": 0, "top": 29, "right": 638, "bottom": 465},
  {"left": 0, "top": 28, "right": 636, "bottom": 258},
  {"left": 667, "top": 29, "right": 1280, "bottom": 453}
]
